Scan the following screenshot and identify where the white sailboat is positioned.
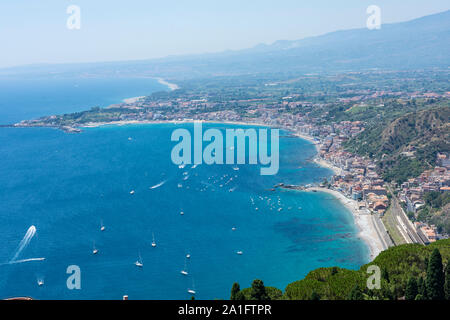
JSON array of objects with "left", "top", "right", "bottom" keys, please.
[
  {"left": 180, "top": 258, "right": 188, "bottom": 275},
  {"left": 151, "top": 233, "right": 157, "bottom": 247},
  {"left": 135, "top": 253, "right": 143, "bottom": 267},
  {"left": 187, "top": 278, "right": 196, "bottom": 295},
  {"left": 92, "top": 242, "right": 98, "bottom": 255}
]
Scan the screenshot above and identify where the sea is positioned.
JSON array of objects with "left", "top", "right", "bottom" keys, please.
[{"left": 0, "top": 75, "right": 369, "bottom": 300}]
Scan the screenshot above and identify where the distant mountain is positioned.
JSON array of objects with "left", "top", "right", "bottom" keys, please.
[{"left": 1, "top": 10, "right": 449, "bottom": 79}]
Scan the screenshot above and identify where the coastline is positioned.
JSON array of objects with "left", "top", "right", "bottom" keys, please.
[
  {"left": 15, "top": 117, "right": 387, "bottom": 261},
  {"left": 305, "top": 187, "right": 384, "bottom": 260},
  {"left": 156, "top": 78, "right": 179, "bottom": 91}
]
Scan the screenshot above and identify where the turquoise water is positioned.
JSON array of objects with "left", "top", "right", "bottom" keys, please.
[{"left": 0, "top": 77, "right": 369, "bottom": 300}]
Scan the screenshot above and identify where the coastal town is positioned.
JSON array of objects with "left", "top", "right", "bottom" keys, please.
[{"left": 13, "top": 71, "right": 450, "bottom": 250}]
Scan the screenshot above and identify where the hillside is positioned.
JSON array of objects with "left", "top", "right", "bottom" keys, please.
[
  {"left": 1, "top": 11, "right": 449, "bottom": 79},
  {"left": 279, "top": 239, "right": 450, "bottom": 300},
  {"left": 344, "top": 105, "right": 450, "bottom": 184}
]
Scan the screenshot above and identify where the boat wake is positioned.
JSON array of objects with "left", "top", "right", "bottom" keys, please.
[
  {"left": 1, "top": 257, "right": 46, "bottom": 266},
  {"left": 150, "top": 180, "right": 167, "bottom": 189},
  {"left": 10, "top": 225, "right": 37, "bottom": 262}
]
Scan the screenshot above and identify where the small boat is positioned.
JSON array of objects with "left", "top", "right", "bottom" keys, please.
[
  {"left": 186, "top": 253, "right": 191, "bottom": 259},
  {"left": 100, "top": 220, "right": 105, "bottom": 231},
  {"left": 92, "top": 241, "right": 98, "bottom": 255},
  {"left": 181, "top": 258, "right": 189, "bottom": 275},
  {"left": 128, "top": 137, "right": 133, "bottom": 141},
  {"left": 236, "top": 251, "right": 243, "bottom": 255},
  {"left": 151, "top": 233, "right": 157, "bottom": 248},
  {"left": 37, "top": 279, "right": 44, "bottom": 287},
  {"left": 231, "top": 227, "right": 236, "bottom": 231},
  {"left": 130, "top": 190, "right": 135, "bottom": 195},
  {"left": 180, "top": 211, "right": 184, "bottom": 216},
  {"left": 135, "top": 252, "right": 143, "bottom": 267},
  {"left": 188, "top": 278, "right": 196, "bottom": 295},
  {"left": 233, "top": 167, "right": 239, "bottom": 171}
]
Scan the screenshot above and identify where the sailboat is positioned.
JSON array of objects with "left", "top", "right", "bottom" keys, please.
[
  {"left": 180, "top": 258, "right": 188, "bottom": 275},
  {"left": 151, "top": 233, "right": 157, "bottom": 248},
  {"left": 135, "top": 253, "right": 143, "bottom": 267},
  {"left": 187, "top": 278, "right": 196, "bottom": 295},
  {"left": 92, "top": 242, "right": 98, "bottom": 255}
]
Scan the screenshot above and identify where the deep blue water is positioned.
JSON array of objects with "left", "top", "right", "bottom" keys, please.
[
  {"left": 0, "top": 77, "right": 369, "bottom": 300},
  {"left": 0, "top": 76, "right": 167, "bottom": 124}
]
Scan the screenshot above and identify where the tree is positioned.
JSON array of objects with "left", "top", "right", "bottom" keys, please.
[
  {"left": 426, "top": 248, "right": 445, "bottom": 300},
  {"left": 417, "top": 276, "right": 427, "bottom": 299},
  {"left": 381, "top": 268, "right": 389, "bottom": 283},
  {"left": 445, "top": 263, "right": 450, "bottom": 300},
  {"left": 310, "top": 291, "right": 321, "bottom": 300},
  {"left": 405, "top": 277, "right": 418, "bottom": 300},
  {"left": 348, "top": 285, "right": 364, "bottom": 300},
  {"left": 250, "top": 279, "right": 270, "bottom": 300},
  {"left": 230, "top": 282, "right": 241, "bottom": 300}
]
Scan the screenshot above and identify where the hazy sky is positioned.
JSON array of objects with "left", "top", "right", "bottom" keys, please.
[{"left": 0, "top": 0, "right": 448, "bottom": 68}]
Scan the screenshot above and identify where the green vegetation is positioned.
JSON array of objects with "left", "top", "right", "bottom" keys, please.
[
  {"left": 416, "top": 191, "right": 450, "bottom": 235},
  {"left": 230, "top": 280, "right": 282, "bottom": 300},
  {"left": 344, "top": 104, "right": 450, "bottom": 184},
  {"left": 426, "top": 248, "right": 445, "bottom": 300},
  {"left": 233, "top": 239, "right": 450, "bottom": 300}
]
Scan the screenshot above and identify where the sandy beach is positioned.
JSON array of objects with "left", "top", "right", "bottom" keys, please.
[
  {"left": 156, "top": 78, "right": 179, "bottom": 91},
  {"left": 306, "top": 187, "right": 385, "bottom": 260}
]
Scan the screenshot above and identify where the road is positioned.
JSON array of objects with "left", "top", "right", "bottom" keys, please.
[{"left": 386, "top": 185, "right": 427, "bottom": 245}]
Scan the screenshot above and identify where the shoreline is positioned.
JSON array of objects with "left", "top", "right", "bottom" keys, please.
[
  {"left": 305, "top": 187, "right": 384, "bottom": 260},
  {"left": 156, "top": 78, "right": 179, "bottom": 91},
  {"left": 12, "top": 118, "right": 386, "bottom": 261}
]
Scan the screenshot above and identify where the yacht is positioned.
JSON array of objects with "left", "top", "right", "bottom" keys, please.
[
  {"left": 181, "top": 258, "right": 189, "bottom": 275},
  {"left": 231, "top": 227, "right": 236, "bottom": 231},
  {"left": 92, "top": 242, "right": 98, "bottom": 255},
  {"left": 100, "top": 220, "right": 105, "bottom": 231},
  {"left": 135, "top": 253, "right": 143, "bottom": 267},
  {"left": 37, "top": 279, "right": 44, "bottom": 286},
  {"left": 236, "top": 251, "right": 243, "bottom": 255},
  {"left": 151, "top": 233, "right": 157, "bottom": 247},
  {"left": 180, "top": 211, "right": 184, "bottom": 216},
  {"left": 130, "top": 190, "right": 135, "bottom": 195},
  {"left": 188, "top": 279, "right": 196, "bottom": 295}
]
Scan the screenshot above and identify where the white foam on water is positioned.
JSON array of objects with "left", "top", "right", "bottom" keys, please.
[{"left": 10, "top": 225, "right": 37, "bottom": 262}]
